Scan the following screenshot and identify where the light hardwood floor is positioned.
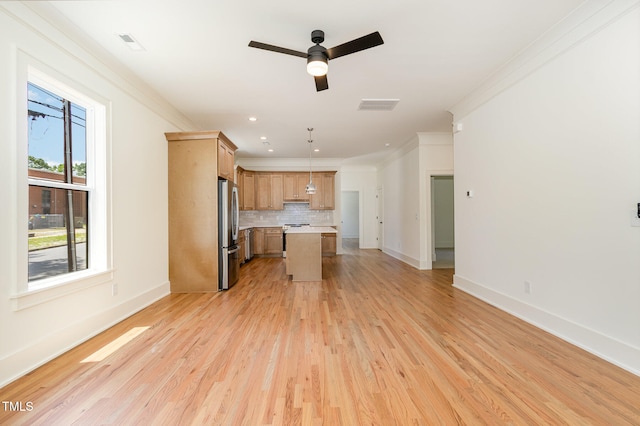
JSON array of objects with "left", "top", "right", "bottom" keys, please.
[{"left": 2, "top": 247, "right": 639, "bottom": 425}]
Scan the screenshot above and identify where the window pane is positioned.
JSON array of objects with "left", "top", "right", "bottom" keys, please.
[
  {"left": 28, "top": 187, "right": 88, "bottom": 281},
  {"left": 71, "top": 103, "right": 87, "bottom": 185},
  {"left": 28, "top": 83, "right": 64, "bottom": 178},
  {"left": 27, "top": 82, "right": 87, "bottom": 186}
]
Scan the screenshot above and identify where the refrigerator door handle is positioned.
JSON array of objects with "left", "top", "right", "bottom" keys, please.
[
  {"left": 231, "top": 185, "right": 239, "bottom": 241},
  {"left": 220, "top": 247, "right": 229, "bottom": 291},
  {"left": 228, "top": 246, "right": 240, "bottom": 254}
]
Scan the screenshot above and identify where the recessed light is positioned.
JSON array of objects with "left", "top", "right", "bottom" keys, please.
[
  {"left": 260, "top": 136, "right": 267, "bottom": 140},
  {"left": 268, "top": 149, "right": 274, "bottom": 152},
  {"left": 384, "top": 143, "right": 391, "bottom": 147},
  {"left": 314, "top": 148, "right": 320, "bottom": 152},
  {"left": 248, "top": 117, "right": 257, "bottom": 122}
]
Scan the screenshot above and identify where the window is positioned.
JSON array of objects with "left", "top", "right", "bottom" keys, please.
[
  {"left": 28, "top": 82, "right": 88, "bottom": 282},
  {"left": 23, "top": 69, "right": 108, "bottom": 293}
]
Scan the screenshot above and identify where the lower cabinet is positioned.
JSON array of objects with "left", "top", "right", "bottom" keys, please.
[
  {"left": 264, "top": 228, "right": 283, "bottom": 255},
  {"left": 238, "top": 230, "right": 246, "bottom": 264},
  {"left": 253, "top": 228, "right": 264, "bottom": 255},
  {"left": 252, "top": 227, "right": 283, "bottom": 256},
  {"left": 321, "top": 233, "right": 337, "bottom": 256}
]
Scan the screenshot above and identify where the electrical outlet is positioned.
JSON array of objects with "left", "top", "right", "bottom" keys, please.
[
  {"left": 112, "top": 283, "right": 118, "bottom": 296},
  {"left": 524, "top": 281, "right": 531, "bottom": 294}
]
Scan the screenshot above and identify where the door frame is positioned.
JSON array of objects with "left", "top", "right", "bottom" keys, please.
[
  {"left": 429, "top": 174, "right": 454, "bottom": 268},
  {"left": 376, "top": 186, "right": 384, "bottom": 250}
]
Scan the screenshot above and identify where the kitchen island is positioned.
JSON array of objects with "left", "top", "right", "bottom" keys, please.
[{"left": 285, "top": 226, "right": 337, "bottom": 281}]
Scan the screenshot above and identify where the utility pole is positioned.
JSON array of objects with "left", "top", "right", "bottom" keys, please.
[{"left": 63, "top": 99, "right": 77, "bottom": 272}]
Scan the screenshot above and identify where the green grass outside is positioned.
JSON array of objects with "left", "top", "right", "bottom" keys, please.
[{"left": 28, "top": 229, "right": 87, "bottom": 251}]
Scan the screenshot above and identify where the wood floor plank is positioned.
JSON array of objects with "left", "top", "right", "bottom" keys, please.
[{"left": 2, "top": 245, "right": 640, "bottom": 425}]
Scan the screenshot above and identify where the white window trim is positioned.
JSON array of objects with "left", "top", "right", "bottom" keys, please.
[{"left": 12, "top": 52, "right": 112, "bottom": 310}]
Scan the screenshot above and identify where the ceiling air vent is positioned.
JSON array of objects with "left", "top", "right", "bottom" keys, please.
[
  {"left": 358, "top": 99, "right": 399, "bottom": 111},
  {"left": 118, "top": 33, "right": 145, "bottom": 51}
]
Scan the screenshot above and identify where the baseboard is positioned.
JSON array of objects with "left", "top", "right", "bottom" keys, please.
[
  {"left": 382, "top": 246, "right": 420, "bottom": 269},
  {"left": 0, "top": 281, "right": 170, "bottom": 388},
  {"left": 453, "top": 274, "right": 640, "bottom": 376}
]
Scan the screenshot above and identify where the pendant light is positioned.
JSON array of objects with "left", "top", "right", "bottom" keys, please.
[{"left": 305, "top": 128, "right": 317, "bottom": 195}]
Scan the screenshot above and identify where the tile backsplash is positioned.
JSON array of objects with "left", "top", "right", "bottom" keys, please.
[{"left": 240, "top": 203, "right": 335, "bottom": 227}]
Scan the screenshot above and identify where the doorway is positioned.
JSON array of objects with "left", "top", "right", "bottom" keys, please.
[
  {"left": 431, "top": 176, "right": 454, "bottom": 269},
  {"left": 341, "top": 191, "right": 360, "bottom": 250}
]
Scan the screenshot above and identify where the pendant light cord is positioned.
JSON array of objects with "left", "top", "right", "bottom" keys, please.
[
  {"left": 308, "top": 128, "right": 313, "bottom": 183},
  {"left": 305, "top": 128, "right": 317, "bottom": 194}
]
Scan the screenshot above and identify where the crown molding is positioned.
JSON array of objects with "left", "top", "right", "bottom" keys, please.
[
  {"left": 449, "top": 0, "right": 639, "bottom": 120},
  {"left": 1, "top": 2, "right": 196, "bottom": 132}
]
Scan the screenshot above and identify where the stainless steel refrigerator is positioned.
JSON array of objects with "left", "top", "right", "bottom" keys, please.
[{"left": 218, "top": 179, "right": 239, "bottom": 290}]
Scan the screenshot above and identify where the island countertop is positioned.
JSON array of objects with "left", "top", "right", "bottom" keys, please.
[{"left": 284, "top": 226, "right": 337, "bottom": 234}]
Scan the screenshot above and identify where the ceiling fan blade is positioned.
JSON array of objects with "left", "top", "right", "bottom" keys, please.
[
  {"left": 314, "top": 75, "right": 329, "bottom": 92},
  {"left": 326, "top": 31, "right": 384, "bottom": 60},
  {"left": 248, "top": 41, "right": 307, "bottom": 58}
]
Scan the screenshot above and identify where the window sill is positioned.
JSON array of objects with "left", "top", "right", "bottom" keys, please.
[{"left": 11, "top": 269, "right": 114, "bottom": 311}]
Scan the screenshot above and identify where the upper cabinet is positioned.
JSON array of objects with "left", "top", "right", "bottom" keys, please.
[
  {"left": 309, "top": 172, "right": 335, "bottom": 210},
  {"left": 283, "top": 173, "right": 310, "bottom": 202},
  {"left": 237, "top": 169, "right": 335, "bottom": 210},
  {"left": 238, "top": 168, "right": 255, "bottom": 211},
  {"left": 256, "top": 173, "right": 283, "bottom": 210},
  {"left": 217, "top": 137, "right": 236, "bottom": 181}
]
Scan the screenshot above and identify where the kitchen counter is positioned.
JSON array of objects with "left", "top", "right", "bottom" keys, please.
[
  {"left": 284, "top": 226, "right": 337, "bottom": 234},
  {"left": 285, "top": 232, "right": 322, "bottom": 281},
  {"left": 284, "top": 227, "right": 336, "bottom": 281}
]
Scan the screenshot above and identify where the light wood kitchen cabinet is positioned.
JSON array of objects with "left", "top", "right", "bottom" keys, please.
[
  {"left": 236, "top": 167, "right": 244, "bottom": 205},
  {"left": 256, "top": 173, "right": 283, "bottom": 210},
  {"left": 217, "top": 138, "right": 235, "bottom": 181},
  {"left": 252, "top": 227, "right": 282, "bottom": 256},
  {"left": 165, "top": 130, "right": 237, "bottom": 293},
  {"left": 321, "top": 233, "right": 337, "bottom": 256},
  {"left": 238, "top": 168, "right": 334, "bottom": 210},
  {"left": 238, "top": 229, "right": 246, "bottom": 264},
  {"left": 238, "top": 167, "right": 255, "bottom": 210},
  {"left": 309, "top": 172, "right": 336, "bottom": 210},
  {"left": 264, "top": 228, "right": 283, "bottom": 255},
  {"left": 283, "top": 173, "right": 310, "bottom": 202},
  {"left": 253, "top": 228, "right": 264, "bottom": 255}
]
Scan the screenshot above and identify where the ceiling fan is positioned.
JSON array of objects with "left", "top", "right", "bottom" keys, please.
[{"left": 248, "top": 30, "right": 384, "bottom": 92}]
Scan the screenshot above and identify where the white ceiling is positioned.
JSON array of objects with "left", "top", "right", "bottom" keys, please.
[{"left": 44, "top": 0, "right": 584, "bottom": 161}]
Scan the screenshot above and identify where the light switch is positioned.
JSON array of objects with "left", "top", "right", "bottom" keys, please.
[{"left": 466, "top": 190, "right": 474, "bottom": 198}]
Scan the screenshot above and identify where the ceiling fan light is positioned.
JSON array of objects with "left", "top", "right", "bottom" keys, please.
[
  {"left": 306, "top": 59, "right": 328, "bottom": 76},
  {"left": 306, "top": 50, "right": 328, "bottom": 76}
]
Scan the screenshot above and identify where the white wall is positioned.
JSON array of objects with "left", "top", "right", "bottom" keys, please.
[
  {"left": 376, "top": 133, "right": 454, "bottom": 268},
  {"left": 418, "top": 133, "right": 454, "bottom": 268},
  {"left": 0, "top": 3, "right": 194, "bottom": 386},
  {"left": 378, "top": 138, "right": 422, "bottom": 266},
  {"left": 340, "top": 166, "right": 378, "bottom": 248},
  {"left": 450, "top": 0, "right": 640, "bottom": 374}
]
